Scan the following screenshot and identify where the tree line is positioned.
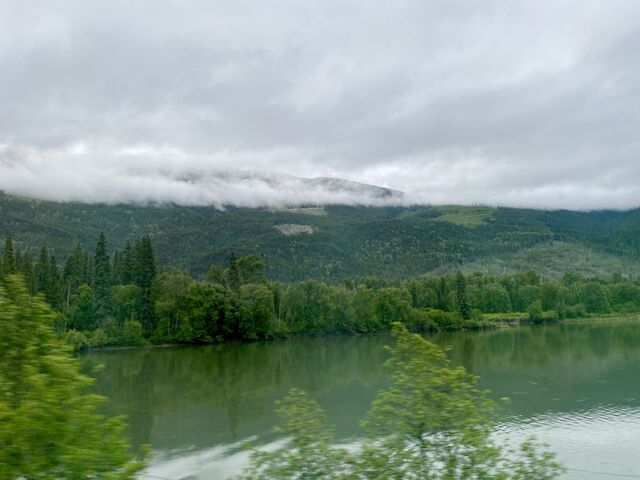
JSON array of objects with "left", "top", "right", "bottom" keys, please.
[{"left": 3, "top": 235, "right": 640, "bottom": 348}]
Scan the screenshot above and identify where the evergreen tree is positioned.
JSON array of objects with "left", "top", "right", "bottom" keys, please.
[
  {"left": 71, "top": 283, "right": 95, "bottom": 331},
  {"left": 122, "top": 239, "right": 134, "bottom": 284},
  {"left": 2, "top": 237, "right": 15, "bottom": 275},
  {"left": 112, "top": 249, "right": 125, "bottom": 285},
  {"left": 134, "top": 235, "right": 156, "bottom": 332},
  {"left": 94, "top": 233, "right": 112, "bottom": 322},
  {"left": 455, "top": 271, "right": 472, "bottom": 321},
  {"left": 46, "top": 254, "right": 61, "bottom": 309},
  {"left": 63, "top": 244, "right": 86, "bottom": 308},
  {"left": 16, "top": 251, "right": 34, "bottom": 293},
  {"left": 34, "top": 246, "right": 50, "bottom": 295}
]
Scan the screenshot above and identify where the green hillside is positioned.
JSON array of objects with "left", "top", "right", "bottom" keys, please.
[{"left": 1, "top": 191, "right": 640, "bottom": 282}]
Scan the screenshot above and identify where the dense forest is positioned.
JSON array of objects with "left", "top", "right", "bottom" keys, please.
[
  {"left": 3, "top": 233, "right": 640, "bottom": 349},
  {"left": 4, "top": 192, "right": 640, "bottom": 282}
]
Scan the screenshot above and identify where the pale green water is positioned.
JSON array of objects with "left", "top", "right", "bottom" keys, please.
[{"left": 85, "top": 320, "right": 640, "bottom": 479}]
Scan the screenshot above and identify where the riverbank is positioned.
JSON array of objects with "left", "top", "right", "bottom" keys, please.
[{"left": 70, "top": 313, "right": 640, "bottom": 352}]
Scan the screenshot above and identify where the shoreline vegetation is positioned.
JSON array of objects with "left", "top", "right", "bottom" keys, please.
[
  {"left": 3, "top": 235, "right": 640, "bottom": 351},
  {"left": 81, "top": 314, "right": 640, "bottom": 353}
]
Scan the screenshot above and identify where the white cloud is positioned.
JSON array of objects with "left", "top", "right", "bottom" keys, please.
[{"left": 1, "top": 0, "right": 640, "bottom": 209}]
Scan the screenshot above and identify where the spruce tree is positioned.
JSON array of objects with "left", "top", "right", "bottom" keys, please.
[
  {"left": 17, "top": 251, "right": 34, "bottom": 293},
  {"left": 455, "top": 271, "right": 472, "bottom": 321},
  {"left": 34, "top": 246, "right": 50, "bottom": 295},
  {"left": 63, "top": 244, "right": 85, "bottom": 308},
  {"left": 46, "top": 254, "right": 61, "bottom": 309},
  {"left": 93, "top": 233, "right": 112, "bottom": 324},
  {"left": 122, "top": 239, "right": 134, "bottom": 284},
  {"left": 2, "top": 238, "right": 15, "bottom": 275},
  {"left": 112, "top": 250, "right": 125, "bottom": 285},
  {"left": 134, "top": 235, "right": 156, "bottom": 332}
]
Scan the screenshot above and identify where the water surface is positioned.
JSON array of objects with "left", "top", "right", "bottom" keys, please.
[{"left": 85, "top": 320, "right": 640, "bottom": 479}]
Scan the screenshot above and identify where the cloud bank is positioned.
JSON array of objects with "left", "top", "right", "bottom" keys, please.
[
  {"left": 2, "top": 0, "right": 640, "bottom": 210},
  {"left": 0, "top": 145, "right": 409, "bottom": 207}
]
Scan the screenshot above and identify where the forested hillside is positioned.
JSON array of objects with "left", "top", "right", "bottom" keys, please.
[{"left": 2, "top": 191, "right": 640, "bottom": 282}]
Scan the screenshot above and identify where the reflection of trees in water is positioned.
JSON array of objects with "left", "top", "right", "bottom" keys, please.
[
  {"left": 435, "top": 321, "right": 640, "bottom": 415},
  {"left": 84, "top": 336, "right": 390, "bottom": 450},
  {"left": 436, "top": 321, "right": 640, "bottom": 369},
  {"left": 84, "top": 321, "right": 640, "bottom": 451}
]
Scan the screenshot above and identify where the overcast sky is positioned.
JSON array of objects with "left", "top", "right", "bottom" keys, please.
[{"left": 2, "top": 0, "right": 640, "bottom": 210}]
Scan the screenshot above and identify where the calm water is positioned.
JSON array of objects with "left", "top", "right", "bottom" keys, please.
[{"left": 84, "top": 320, "right": 640, "bottom": 479}]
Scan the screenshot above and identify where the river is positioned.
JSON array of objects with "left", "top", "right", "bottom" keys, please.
[{"left": 84, "top": 320, "right": 640, "bottom": 479}]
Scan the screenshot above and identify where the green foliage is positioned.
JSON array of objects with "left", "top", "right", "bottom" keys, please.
[
  {"left": 70, "top": 283, "right": 94, "bottom": 331},
  {"left": 482, "top": 283, "right": 512, "bottom": 313},
  {"left": 456, "top": 271, "right": 471, "bottom": 321},
  {"left": 238, "top": 284, "right": 276, "bottom": 340},
  {"left": 5, "top": 193, "right": 640, "bottom": 282},
  {"left": 528, "top": 300, "right": 544, "bottom": 324},
  {"left": 579, "top": 282, "right": 610, "bottom": 313},
  {"left": 133, "top": 235, "right": 157, "bottom": 332},
  {"left": 94, "top": 232, "right": 112, "bottom": 322},
  {"left": 239, "top": 389, "right": 351, "bottom": 479},
  {"left": 64, "top": 329, "right": 91, "bottom": 352},
  {"left": 239, "top": 324, "right": 563, "bottom": 479},
  {"left": 430, "top": 205, "right": 496, "bottom": 227},
  {"left": 112, "top": 284, "right": 141, "bottom": 325},
  {"left": 119, "top": 320, "right": 145, "bottom": 346},
  {"left": 2, "top": 237, "right": 15, "bottom": 275},
  {"left": 0, "top": 275, "right": 145, "bottom": 479},
  {"left": 5, "top": 230, "right": 640, "bottom": 348}
]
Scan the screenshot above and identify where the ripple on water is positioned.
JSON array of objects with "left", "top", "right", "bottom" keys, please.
[{"left": 495, "top": 405, "right": 640, "bottom": 479}]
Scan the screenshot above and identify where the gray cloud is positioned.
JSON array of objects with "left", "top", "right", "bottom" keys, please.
[{"left": 1, "top": 0, "right": 640, "bottom": 210}]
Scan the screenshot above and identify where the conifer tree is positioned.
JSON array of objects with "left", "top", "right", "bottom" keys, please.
[
  {"left": 94, "top": 233, "right": 112, "bottom": 323},
  {"left": 17, "top": 251, "right": 34, "bottom": 293},
  {"left": 112, "top": 249, "right": 125, "bottom": 285},
  {"left": 122, "top": 239, "right": 134, "bottom": 284},
  {"left": 46, "top": 254, "right": 61, "bottom": 309},
  {"left": 63, "top": 244, "right": 86, "bottom": 308},
  {"left": 2, "top": 238, "right": 15, "bottom": 275},
  {"left": 455, "top": 270, "right": 472, "bottom": 321},
  {"left": 134, "top": 235, "right": 156, "bottom": 332},
  {"left": 34, "top": 246, "right": 50, "bottom": 295}
]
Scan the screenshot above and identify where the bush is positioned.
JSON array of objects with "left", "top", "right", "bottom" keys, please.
[
  {"left": 119, "top": 320, "right": 145, "bottom": 345},
  {"left": 424, "top": 308, "right": 462, "bottom": 331},
  {"left": 90, "top": 328, "right": 110, "bottom": 347},
  {"left": 406, "top": 309, "right": 436, "bottom": 332},
  {"left": 528, "top": 300, "right": 544, "bottom": 323},
  {"left": 63, "top": 329, "right": 90, "bottom": 352}
]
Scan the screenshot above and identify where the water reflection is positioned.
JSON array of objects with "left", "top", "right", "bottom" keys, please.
[
  {"left": 85, "top": 320, "right": 640, "bottom": 479},
  {"left": 86, "top": 335, "right": 390, "bottom": 451}
]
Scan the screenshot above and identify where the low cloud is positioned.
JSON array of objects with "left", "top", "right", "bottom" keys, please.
[
  {"left": 0, "top": 145, "right": 411, "bottom": 208},
  {"left": 2, "top": 1, "right": 640, "bottom": 210}
]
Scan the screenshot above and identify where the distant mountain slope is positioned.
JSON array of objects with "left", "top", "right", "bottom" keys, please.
[
  {"left": 1, "top": 191, "right": 639, "bottom": 281},
  {"left": 431, "top": 241, "right": 640, "bottom": 279}
]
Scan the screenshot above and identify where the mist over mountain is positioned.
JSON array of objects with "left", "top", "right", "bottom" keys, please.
[{"left": 0, "top": 154, "right": 410, "bottom": 208}]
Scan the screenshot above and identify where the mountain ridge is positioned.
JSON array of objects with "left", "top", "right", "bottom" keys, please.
[{"left": 1, "top": 190, "right": 640, "bottom": 282}]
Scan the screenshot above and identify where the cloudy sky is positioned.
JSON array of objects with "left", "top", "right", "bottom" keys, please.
[{"left": 2, "top": 0, "right": 640, "bottom": 209}]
